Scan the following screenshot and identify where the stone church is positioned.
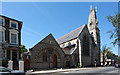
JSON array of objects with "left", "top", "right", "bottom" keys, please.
[{"left": 29, "top": 8, "right": 101, "bottom": 69}]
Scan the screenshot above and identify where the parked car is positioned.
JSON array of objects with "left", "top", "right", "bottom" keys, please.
[
  {"left": 114, "top": 63, "right": 120, "bottom": 68},
  {"left": 115, "top": 64, "right": 119, "bottom": 67},
  {"left": 0, "top": 67, "right": 25, "bottom": 75}
]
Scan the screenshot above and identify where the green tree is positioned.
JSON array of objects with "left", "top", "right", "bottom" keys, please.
[
  {"left": 107, "top": 51, "right": 114, "bottom": 59},
  {"left": 102, "top": 45, "right": 112, "bottom": 66},
  {"left": 118, "top": 56, "right": 120, "bottom": 61},
  {"left": 106, "top": 13, "right": 120, "bottom": 46},
  {"left": 102, "top": 45, "right": 112, "bottom": 56},
  {"left": 21, "top": 45, "right": 27, "bottom": 53}
]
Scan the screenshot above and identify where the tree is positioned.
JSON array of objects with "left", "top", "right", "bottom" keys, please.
[
  {"left": 107, "top": 51, "right": 114, "bottom": 59},
  {"left": 21, "top": 45, "right": 27, "bottom": 53},
  {"left": 106, "top": 13, "right": 120, "bottom": 46},
  {"left": 102, "top": 45, "right": 112, "bottom": 56},
  {"left": 102, "top": 45, "right": 112, "bottom": 66},
  {"left": 118, "top": 56, "right": 120, "bottom": 61}
]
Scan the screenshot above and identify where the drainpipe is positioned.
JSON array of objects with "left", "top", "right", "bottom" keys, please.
[{"left": 78, "top": 39, "right": 82, "bottom": 67}]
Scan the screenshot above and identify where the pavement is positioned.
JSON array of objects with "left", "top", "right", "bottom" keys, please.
[{"left": 26, "top": 67, "right": 116, "bottom": 75}]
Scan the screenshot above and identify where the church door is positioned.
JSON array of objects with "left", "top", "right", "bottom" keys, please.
[{"left": 53, "top": 54, "right": 57, "bottom": 68}]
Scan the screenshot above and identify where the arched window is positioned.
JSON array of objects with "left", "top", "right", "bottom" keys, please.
[
  {"left": 90, "top": 22, "right": 92, "bottom": 25},
  {"left": 90, "top": 21, "right": 92, "bottom": 26},
  {"left": 43, "top": 54, "right": 47, "bottom": 62},
  {"left": 91, "top": 32, "right": 93, "bottom": 35},
  {"left": 74, "top": 54, "right": 77, "bottom": 64},
  {"left": 83, "top": 35, "right": 90, "bottom": 56}
]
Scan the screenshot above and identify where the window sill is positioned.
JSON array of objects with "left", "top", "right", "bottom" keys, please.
[
  {"left": 9, "top": 27, "right": 18, "bottom": 30},
  {"left": 10, "top": 43, "right": 18, "bottom": 45}
]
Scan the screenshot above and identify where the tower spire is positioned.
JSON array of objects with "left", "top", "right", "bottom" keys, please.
[
  {"left": 90, "top": 5, "right": 92, "bottom": 11},
  {"left": 95, "top": 6, "right": 97, "bottom": 12}
]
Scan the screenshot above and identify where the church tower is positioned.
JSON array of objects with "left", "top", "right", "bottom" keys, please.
[
  {"left": 88, "top": 6, "right": 100, "bottom": 65},
  {"left": 88, "top": 6, "right": 100, "bottom": 47}
]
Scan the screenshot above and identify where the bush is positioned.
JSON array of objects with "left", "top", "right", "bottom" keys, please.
[{"left": 77, "top": 63, "right": 80, "bottom": 68}]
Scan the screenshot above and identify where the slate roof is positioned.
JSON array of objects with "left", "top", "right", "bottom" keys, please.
[
  {"left": 62, "top": 48, "right": 71, "bottom": 55},
  {"left": 56, "top": 24, "right": 86, "bottom": 44}
]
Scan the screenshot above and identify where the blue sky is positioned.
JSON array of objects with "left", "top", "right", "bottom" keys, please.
[{"left": 2, "top": 2, "right": 118, "bottom": 55}]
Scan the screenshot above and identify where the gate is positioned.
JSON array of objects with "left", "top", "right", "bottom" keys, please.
[{"left": 24, "top": 59, "right": 30, "bottom": 70}]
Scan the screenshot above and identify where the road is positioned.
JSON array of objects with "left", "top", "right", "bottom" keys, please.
[
  {"left": 61, "top": 67, "right": 118, "bottom": 73},
  {"left": 26, "top": 67, "right": 120, "bottom": 75}
]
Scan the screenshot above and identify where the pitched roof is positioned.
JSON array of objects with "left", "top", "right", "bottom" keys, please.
[
  {"left": 31, "top": 33, "right": 60, "bottom": 50},
  {"left": 56, "top": 24, "right": 86, "bottom": 44}
]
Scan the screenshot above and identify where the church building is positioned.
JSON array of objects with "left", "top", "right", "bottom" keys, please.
[{"left": 29, "top": 8, "right": 101, "bottom": 69}]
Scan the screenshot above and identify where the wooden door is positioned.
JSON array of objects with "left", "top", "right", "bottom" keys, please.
[
  {"left": 53, "top": 54, "right": 57, "bottom": 68},
  {"left": 12, "top": 50, "right": 19, "bottom": 70},
  {"left": 12, "top": 50, "right": 17, "bottom": 61}
]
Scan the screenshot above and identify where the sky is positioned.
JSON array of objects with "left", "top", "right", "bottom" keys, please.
[{"left": 1, "top": 2, "right": 119, "bottom": 55}]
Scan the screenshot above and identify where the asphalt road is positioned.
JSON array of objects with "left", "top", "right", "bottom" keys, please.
[
  {"left": 58, "top": 67, "right": 119, "bottom": 75},
  {"left": 61, "top": 67, "right": 118, "bottom": 73},
  {"left": 26, "top": 67, "right": 120, "bottom": 75}
]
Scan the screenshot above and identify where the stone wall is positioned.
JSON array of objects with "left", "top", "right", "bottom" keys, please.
[
  {"left": 78, "top": 26, "right": 92, "bottom": 67},
  {"left": 30, "top": 34, "right": 65, "bottom": 69}
]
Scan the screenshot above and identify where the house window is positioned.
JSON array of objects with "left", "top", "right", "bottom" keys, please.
[
  {"left": 0, "top": 18, "right": 5, "bottom": 26},
  {"left": 10, "top": 21, "right": 18, "bottom": 29},
  {"left": 0, "top": 31, "right": 5, "bottom": 42},
  {"left": 11, "top": 33, "right": 18, "bottom": 44}
]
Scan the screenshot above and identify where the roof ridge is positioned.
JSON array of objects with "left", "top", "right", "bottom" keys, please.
[
  {"left": 57, "top": 24, "right": 85, "bottom": 40},
  {"left": 76, "top": 24, "right": 86, "bottom": 37}
]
